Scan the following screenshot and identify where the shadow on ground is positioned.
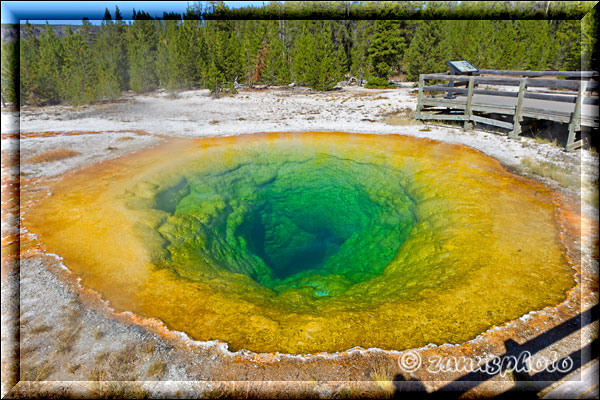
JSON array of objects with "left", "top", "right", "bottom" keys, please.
[{"left": 394, "top": 304, "right": 599, "bottom": 398}]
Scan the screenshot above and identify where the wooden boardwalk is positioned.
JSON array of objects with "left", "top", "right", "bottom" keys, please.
[
  {"left": 541, "top": 359, "right": 599, "bottom": 399},
  {"left": 416, "top": 70, "right": 599, "bottom": 151}
]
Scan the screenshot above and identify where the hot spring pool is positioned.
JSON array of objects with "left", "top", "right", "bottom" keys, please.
[{"left": 25, "top": 132, "right": 575, "bottom": 354}]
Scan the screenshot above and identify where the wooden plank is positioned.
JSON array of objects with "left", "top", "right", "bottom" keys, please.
[
  {"left": 510, "top": 78, "right": 527, "bottom": 138},
  {"left": 567, "top": 81, "right": 587, "bottom": 151},
  {"left": 422, "top": 95, "right": 466, "bottom": 103},
  {"left": 470, "top": 100, "right": 516, "bottom": 111},
  {"left": 419, "top": 113, "right": 468, "bottom": 121},
  {"left": 422, "top": 98, "right": 466, "bottom": 108},
  {"left": 471, "top": 104, "right": 517, "bottom": 115},
  {"left": 567, "top": 140, "right": 583, "bottom": 151},
  {"left": 526, "top": 78, "right": 597, "bottom": 90},
  {"left": 464, "top": 76, "right": 475, "bottom": 129},
  {"left": 478, "top": 69, "right": 599, "bottom": 79},
  {"left": 521, "top": 106, "right": 572, "bottom": 118},
  {"left": 523, "top": 112, "right": 571, "bottom": 123},
  {"left": 521, "top": 110, "right": 572, "bottom": 123},
  {"left": 423, "top": 85, "right": 599, "bottom": 105},
  {"left": 422, "top": 74, "right": 599, "bottom": 91},
  {"left": 418, "top": 69, "right": 598, "bottom": 140},
  {"left": 416, "top": 74, "right": 424, "bottom": 119},
  {"left": 470, "top": 115, "right": 515, "bottom": 129},
  {"left": 581, "top": 118, "right": 599, "bottom": 128},
  {"left": 542, "top": 359, "right": 599, "bottom": 399}
]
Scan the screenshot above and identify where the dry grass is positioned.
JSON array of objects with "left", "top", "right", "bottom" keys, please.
[
  {"left": 93, "top": 328, "right": 104, "bottom": 340},
  {"left": 21, "top": 362, "right": 53, "bottom": 381},
  {"left": 30, "top": 324, "right": 53, "bottom": 335},
  {"left": 88, "top": 367, "right": 107, "bottom": 381},
  {"left": 56, "top": 343, "right": 70, "bottom": 353},
  {"left": 117, "top": 136, "right": 135, "bottom": 141},
  {"left": 25, "top": 149, "right": 80, "bottom": 164},
  {"left": 520, "top": 157, "right": 580, "bottom": 189},
  {"left": 141, "top": 343, "right": 154, "bottom": 354},
  {"left": 147, "top": 360, "right": 165, "bottom": 377},
  {"left": 583, "top": 179, "right": 600, "bottom": 209},
  {"left": 89, "top": 346, "right": 140, "bottom": 382},
  {"left": 88, "top": 382, "right": 148, "bottom": 399},
  {"left": 350, "top": 91, "right": 385, "bottom": 98},
  {"left": 367, "top": 362, "right": 396, "bottom": 398},
  {"left": 95, "top": 351, "right": 109, "bottom": 363},
  {"left": 382, "top": 108, "right": 417, "bottom": 126},
  {"left": 533, "top": 135, "right": 559, "bottom": 146},
  {"left": 209, "top": 120, "right": 220, "bottom": 125},
  {"left": 66, "top": 363, "right": 80, "bottom": 374}
]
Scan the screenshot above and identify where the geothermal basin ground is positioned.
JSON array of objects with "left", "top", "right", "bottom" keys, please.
[{"left": 1, "top": 85, "right": 598, "bottom": 398}]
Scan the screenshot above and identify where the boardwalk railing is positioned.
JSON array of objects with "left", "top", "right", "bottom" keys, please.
[{"left": 416, "top": 70, "right": 599, "bottom": 151}]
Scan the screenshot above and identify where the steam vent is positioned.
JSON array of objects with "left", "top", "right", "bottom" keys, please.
[{"left": 26, "top": 132, "right": 574, "bottom": 354}]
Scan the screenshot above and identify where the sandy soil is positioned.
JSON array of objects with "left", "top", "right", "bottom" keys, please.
[{"left": 2, "top": 84, "right": 598, "bottom": 398}]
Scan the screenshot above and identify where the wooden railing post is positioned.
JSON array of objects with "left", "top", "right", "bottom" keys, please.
[
  {"left": 509, "top": 78, "right": 526, "bottom": 138},
  {"left": 464, "top": 76, "right": 475, "bottom": 130},
  {"left": 416, "top": 74, "right": 424, "bottom": 120},
  {"left": 567, "top": 80, "right": 587, "bottom": 151}
]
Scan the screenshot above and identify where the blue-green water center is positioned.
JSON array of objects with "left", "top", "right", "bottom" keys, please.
[{"left": 152, "top": 153, "right": 417, "bottom": 297}]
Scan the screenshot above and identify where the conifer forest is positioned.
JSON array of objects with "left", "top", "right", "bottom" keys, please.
[{"left": 2, "top": 1, "right": 598, "bottom": 107}]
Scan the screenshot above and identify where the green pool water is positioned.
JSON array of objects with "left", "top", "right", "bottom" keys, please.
[{"left": 153, "top": 154, "right": 416, "bottom": 297}]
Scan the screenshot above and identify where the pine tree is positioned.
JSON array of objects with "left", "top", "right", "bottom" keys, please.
[
  {"left": 367, "top": 20, "right": 406, "bottom": 78},
  {"left": 128, "top": 18, "right": 159, "bottom": 93},
  {"left": 156, "top": 19, "right": 180, "bottom": 89},
  {"left": 581, "top": 3, "right": 598, "bottom": 71},
  {"left": 291, "top": 23, "right": 316, "bottom": 85},
  {"left": 493, "top": 20, "right": 521, "bottom": 69},
  {"left": 349, "top": 20, "right": 374, "bottom": 79},
  {"left": 403, "top": 21, "right": 445, "bottom": 81},
  {"left": 176, "top": 20, "right": 202, "bottom": 88},
  {"left": 296, "top": 22, "right": 341, "bottom": 91},
  {"left": 1, "top": 40, "right": 19, "bottom": 105},
  {"left": 441, "top": 20, "right": 496, "bottom": 69},
  {"left": 36, "top": 22, "right": 63, "bottom": 103},
  {"left": 205, "top": 59, "right": 225, "bottom": 96},
  {"left": 223, "top": 30, "right": 242, "bottom": 85},
  {"left": 517, "top": 21, "right": 555, "bottom": 70},
  {"left": 240, "top": 20, "right": 267, "bottom": 86},
  {"left": 263, "top": 23, "right": 290, "bottom": 85},
  {"left": 194, "top": 28, "right": 209, "bottom": 87},
  {"left": 80, "top": 18, "right": 96, "bottom": 47},
  {"left": 555, "top": 20, "right": 582, "bottom": 70},
  {"left": 20, "top": 21, "right": 40, "bottom": 105},
  {"left": 250, "top": 37, "right": 269, "bottom": 84},
  {"left": 62, "top": 26, "right": 98, "bottom": 105},
  {"left": 95, "top": 13, "right": 125, "bottom": 100}
]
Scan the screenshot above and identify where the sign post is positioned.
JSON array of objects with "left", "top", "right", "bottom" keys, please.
[{"left": 445, "top": 60, "right": 479, "bottom": 99}]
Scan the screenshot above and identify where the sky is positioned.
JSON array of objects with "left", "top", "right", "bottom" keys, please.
[{"left": 1, "top": 1, "right": 266, "bottom": 24}]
